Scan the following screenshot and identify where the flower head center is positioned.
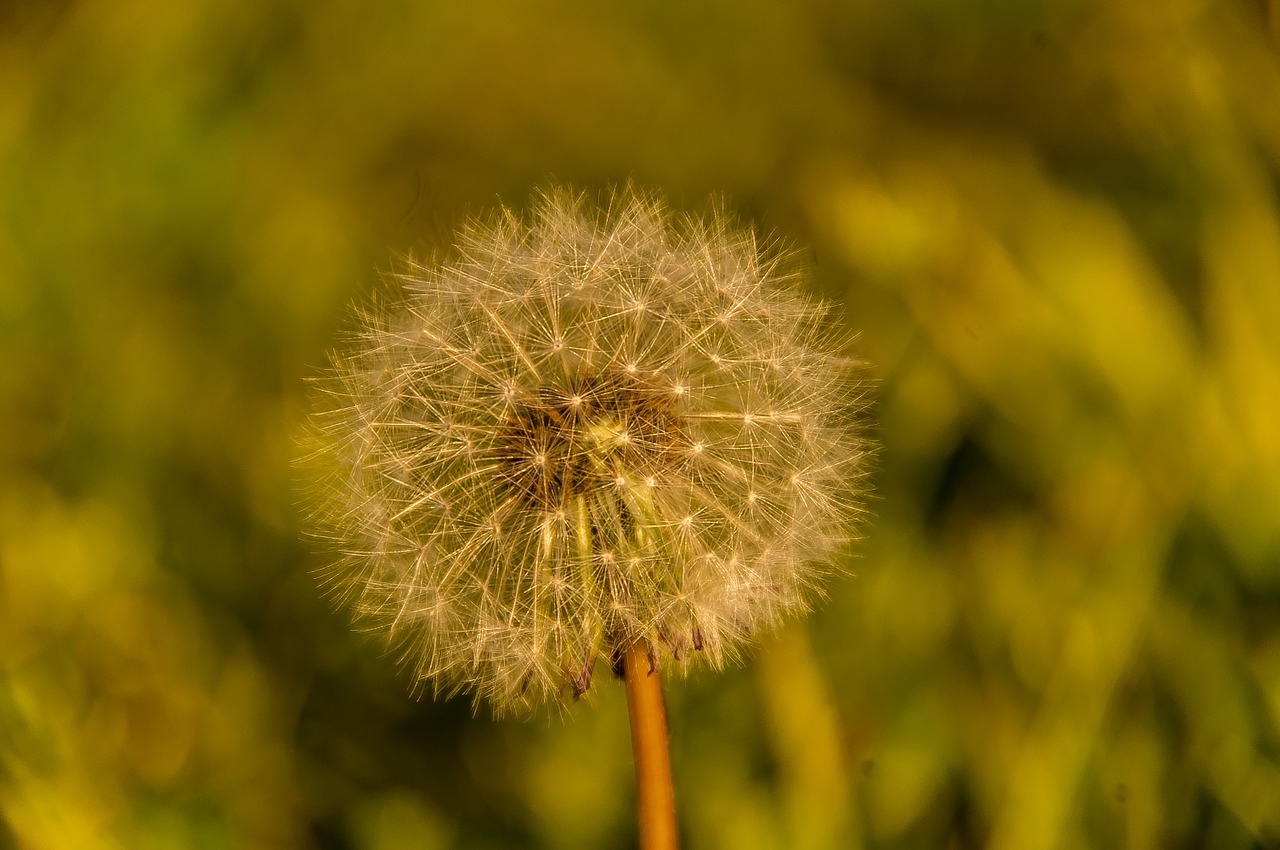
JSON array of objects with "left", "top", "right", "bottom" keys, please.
[{"left": 497, "top": 370, "right": 685, "bottom": 509}]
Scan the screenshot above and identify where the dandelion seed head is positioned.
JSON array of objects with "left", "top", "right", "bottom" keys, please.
[{"left": 303, "top": 185, "right": 869, "bottom": 714}]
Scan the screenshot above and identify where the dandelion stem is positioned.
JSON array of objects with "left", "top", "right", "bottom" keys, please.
[{"left": 624, "top": 641, "right": 679, "bottom": 850}]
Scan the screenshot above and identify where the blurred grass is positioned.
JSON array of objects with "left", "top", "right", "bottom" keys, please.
[{"left": 2, "top": 0, "right": 1280, "bottom": 848}]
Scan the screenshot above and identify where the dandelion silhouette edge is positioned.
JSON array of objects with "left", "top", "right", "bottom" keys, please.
[{"left": 303, "top": 186, "right": 869, "bottom": 714}]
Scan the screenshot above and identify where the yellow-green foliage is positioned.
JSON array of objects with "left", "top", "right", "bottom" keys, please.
[{"left": 2, "top": 1, "right": 1278, "bottom": 848}]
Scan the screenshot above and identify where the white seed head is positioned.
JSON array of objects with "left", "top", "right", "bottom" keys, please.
[{"left": 303, "top": 186, "right": 868, "bottom": 714}]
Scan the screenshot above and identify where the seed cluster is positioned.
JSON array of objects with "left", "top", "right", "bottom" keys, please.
[
  {"left": 306, "top": 186, "right": 867, "bottom": 713},
  {"left": 497, "top": 371, "right": 685, "bottom": 511}
]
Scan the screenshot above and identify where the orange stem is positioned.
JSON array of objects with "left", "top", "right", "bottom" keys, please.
[{"left": 624, "top": 642, "right": 679, "bottom": 850}]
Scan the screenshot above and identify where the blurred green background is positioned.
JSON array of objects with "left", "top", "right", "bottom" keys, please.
[{"left": 3, "top": 1, "right": 1280, "bottom": 848}]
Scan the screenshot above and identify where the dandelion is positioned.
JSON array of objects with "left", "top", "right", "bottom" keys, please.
[{"left": 303, "top": 185, "right": 868, "bottom": 847}]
